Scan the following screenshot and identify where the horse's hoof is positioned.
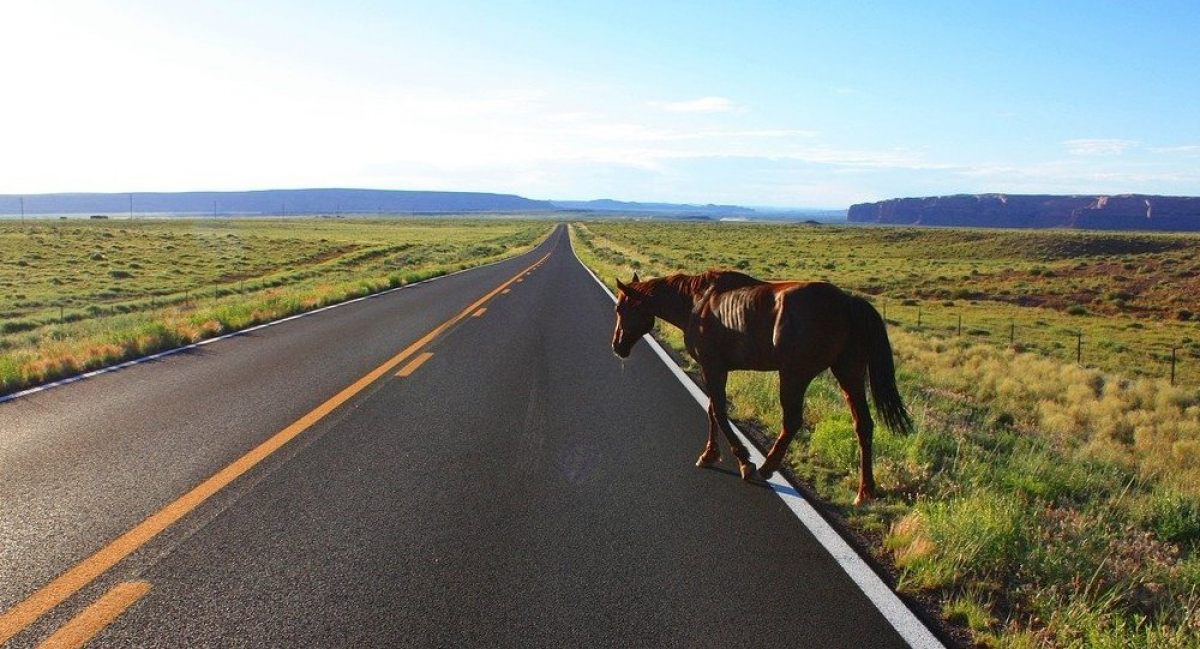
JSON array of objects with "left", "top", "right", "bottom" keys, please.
[
  {"left": 695, "top": 449, "right": 720, "bottom": 468},
  {"left": 759, "top": 466, "right": 775, "bottom": 480},
  {"left": 739, "top": 463, "right": 757, "bottom": 481},
  {"left": 854, "top": 491, "right": 874, "bottom": 506}
]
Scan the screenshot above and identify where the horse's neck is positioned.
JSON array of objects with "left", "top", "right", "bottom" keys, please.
[{"left": 649, "top": 275, "right": 710, "bottom": 330}]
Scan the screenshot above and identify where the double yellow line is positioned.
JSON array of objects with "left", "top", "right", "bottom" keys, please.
[{"left": 0, "top": 249, "right": 551, "bottom": 647}]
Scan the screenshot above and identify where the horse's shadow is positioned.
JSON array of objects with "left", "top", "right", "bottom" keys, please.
[{"left": 700, "top": 465, "right": 802, "bottom": 498}]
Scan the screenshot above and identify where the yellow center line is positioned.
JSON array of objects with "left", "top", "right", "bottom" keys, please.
[
  {"left": 36, "top": 581, "right": 151, "bottom": 649},
  {"left": 0, "top": 249, "right": 551, "bottom": 646},
  {"left": 395, "top": 352, "right": 433, "bottom": 377}
]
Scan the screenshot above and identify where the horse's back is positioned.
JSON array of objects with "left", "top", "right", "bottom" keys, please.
[{"left": 690, "top": 272, "right": 855, "bottom": 370}]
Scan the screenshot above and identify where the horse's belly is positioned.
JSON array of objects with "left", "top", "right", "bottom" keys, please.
[{"left": 721, "top": 332, "right": 779, "bottom": 370}]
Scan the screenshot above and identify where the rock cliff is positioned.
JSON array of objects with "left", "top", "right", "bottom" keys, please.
[{"left": 847, "top": 194, "right": 1200, "bottom": 231}]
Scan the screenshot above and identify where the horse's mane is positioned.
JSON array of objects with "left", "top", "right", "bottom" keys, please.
[{"left": 655, "top": 269, "right": 765, "bottom": 299}]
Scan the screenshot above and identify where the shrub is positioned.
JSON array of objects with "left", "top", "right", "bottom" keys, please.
[
  {"left": 1134, "top": 491, "right": 1200, "bottom": 545},
  {"left": 810, "top": 414, "right": 859, "bottom": 472},
  {"left": 890, "top": 492, "right": 1033, "bottom": 589}
]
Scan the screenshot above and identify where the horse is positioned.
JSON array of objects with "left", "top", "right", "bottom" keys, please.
[{"left": 611, "top": 270, "right": 911, "bottom": 505}]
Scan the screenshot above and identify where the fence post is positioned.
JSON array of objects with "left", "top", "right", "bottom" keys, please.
[
  {"left": 957, "top": 313, "right": 962, "bottom": 336},
  {"left": 1076, "top": 331, "right": 1083, "bottom": 365},
  {"left": 1171, "top": 347, "right": 1178, "bottom": 386},
  {"left": 917, "top": 305, "right": 922, "bottom": 328},
  {"left": 1009, "top": 319, "right": 1015, "bottom": 346}
]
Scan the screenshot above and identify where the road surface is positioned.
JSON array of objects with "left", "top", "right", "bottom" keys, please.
[{"left": 0, "top": 224, "right": 937, "bottom": 647}]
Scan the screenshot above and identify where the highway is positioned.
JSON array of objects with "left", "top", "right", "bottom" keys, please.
[{"left": 0, "top": 224, "right": 938, "bottom": 647}]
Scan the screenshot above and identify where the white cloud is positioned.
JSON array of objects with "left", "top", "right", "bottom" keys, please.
[
  {"left": 1149, "top": 144, "right": 1200, "bottom": 156},
  {"left": 654, "top": 97, "right": 739, "bottom": 113},
  {"left": 1063, "top": 138, "right": 1139, "bottom": 156}
]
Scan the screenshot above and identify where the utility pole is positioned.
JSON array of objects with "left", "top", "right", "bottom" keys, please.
[
  {"left": 129, "top": 193, "right": 134, "bottom": 220},
  {"left": 19, "top": 196, "right": 24, "bottom": 225}
]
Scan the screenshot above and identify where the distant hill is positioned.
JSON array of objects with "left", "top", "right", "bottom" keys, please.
[
  {"left": 848, "top": 194, "right": 1200, "bottom": 232},
  {"left": 2, "top": 188, "right": 556, "bottom": 216},
  {"left": 551, "top": 199, "right": 757, "bottom": 217}
]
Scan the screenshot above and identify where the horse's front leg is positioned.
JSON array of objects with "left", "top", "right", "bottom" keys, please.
[
  {"left": 759, "top": 369, "right": 816, "bottom": 479},
  {"left": 702, "top": 366, "right": 756, "bottom": 481},
  {"left": 695, "top": 403, "right": 722, "bottom": 467}
]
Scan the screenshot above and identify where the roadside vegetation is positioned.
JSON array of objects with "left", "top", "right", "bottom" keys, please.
[
  {"left": 572, "top": 220, "right": 1200, "bottom": 648},
  {"left": 0, "top": 217, "right": 550, "bottom": 396}
]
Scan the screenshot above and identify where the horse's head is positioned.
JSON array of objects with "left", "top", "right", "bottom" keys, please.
[{"left": 612, "top": 273, "right": 654, "bottom": 359}]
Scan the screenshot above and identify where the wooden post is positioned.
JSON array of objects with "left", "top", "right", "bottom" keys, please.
[
  {"left": 1076, "top": 331, "right": 1083, "bottom": 365},
  {"left": 1171, "top": 347, "right": 1178, "bottom": 386},
  {"left": 957, "top": 313, "right": 962, "bottom": 336}
]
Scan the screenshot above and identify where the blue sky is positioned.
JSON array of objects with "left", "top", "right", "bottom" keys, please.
[{"left": 2, "top": 1, "right": 1198, "bottom": 207}]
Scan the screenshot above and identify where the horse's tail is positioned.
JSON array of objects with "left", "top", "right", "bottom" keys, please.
[{"left": 849, "top": 296, "right": 913, "bottom": 436}]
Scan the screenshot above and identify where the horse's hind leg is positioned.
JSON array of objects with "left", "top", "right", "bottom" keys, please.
[
  {"left": 759, "top": 368, "right": 817, "bottom": 479},
  {"left": 702, "top": 366, "right": 756, "bottom": 480},
  {"left": 832, "top": 358, "right": 876, "bottom": 505}
]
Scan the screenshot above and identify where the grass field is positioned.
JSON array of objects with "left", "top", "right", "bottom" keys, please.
[
  {"left": 0, "top": 217, "right": 551, "bottom": 396},
  {"left": 572, "top": 220, "right": 1200, "bottom": 649}
]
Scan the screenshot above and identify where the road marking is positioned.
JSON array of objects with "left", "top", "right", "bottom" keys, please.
[
  {"left": 0, "top": 249, "right": 552, "bottom": 647},
  {"left": 36, "top": 581, "right": 151, "bottom": 649},
  {"left": 501, "top": 288, "right": 511, "bottom": 294},
  {"left": 567, "top": 231, "right": 946, "bottom": 649},
  {"left": 395, "top": 352, "right": 434, "bottom": 377},
  {"left": 472, "top": 307, "right": 487, "bottom": 318}
]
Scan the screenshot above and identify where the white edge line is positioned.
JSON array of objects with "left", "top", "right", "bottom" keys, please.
[
  {"left": 0, "top": 244, "right": 539, "bottom": 405},
  {"left": 567, "top": 226, "right": 945, "bottom": 649}
]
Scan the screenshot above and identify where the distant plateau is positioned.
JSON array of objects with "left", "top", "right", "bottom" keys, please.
[{"left": 849, "top": 194, "right": 1200, "bottom": 232}]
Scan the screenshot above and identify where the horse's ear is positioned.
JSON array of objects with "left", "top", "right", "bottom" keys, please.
[
  {"left": 631, "top": 272, "right": 640, "bottom": 283},
  {"left": 616, "top": 278, "right": 628, "bottom": 294}
]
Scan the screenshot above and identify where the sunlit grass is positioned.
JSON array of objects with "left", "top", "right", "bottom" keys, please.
[{"left": 0, "top": 218, "right": 551, "bottom": 394}]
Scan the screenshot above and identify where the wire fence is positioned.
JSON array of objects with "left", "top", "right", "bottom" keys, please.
[{"left": 877, "top": 299, "right": 1197, "bottom": 388}]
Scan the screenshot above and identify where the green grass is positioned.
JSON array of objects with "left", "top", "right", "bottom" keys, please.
[
  {"left": 0, "top": 217, "right": 552, "bottom": 395},
  {"left": 571, "top": 220, "right": 1200, "bottom": 648}
]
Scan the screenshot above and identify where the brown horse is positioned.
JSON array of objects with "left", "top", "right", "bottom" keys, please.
[{"left": 612, "top": 270, "right": 911, "bottom": 504}]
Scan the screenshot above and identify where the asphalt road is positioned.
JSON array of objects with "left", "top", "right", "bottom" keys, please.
[{"left": 0, "top": 224, "right": 927, "bottom": 647}]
